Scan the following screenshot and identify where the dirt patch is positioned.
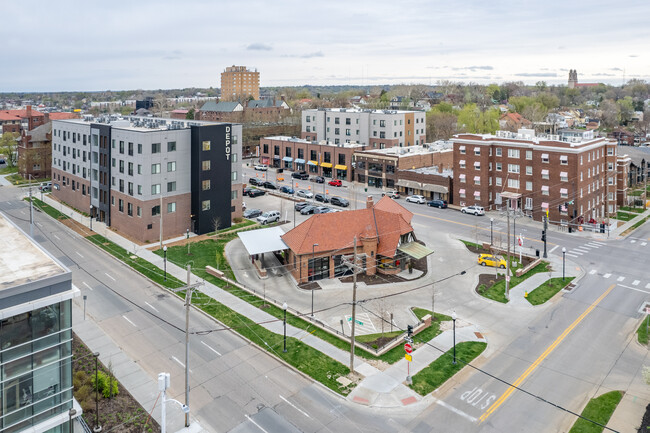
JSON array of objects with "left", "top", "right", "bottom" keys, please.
[
  {"left": 298, "top": 281, "right": 321, "bottom": 291},
  {"left": 73, "top": 333, "right": 160, "bottom": 433},
  {"left": 60, "top": 218, "right": 92, "bottom": 237},
  {"left": 340, "top": 272, "right": 406, "bottom": 285}
]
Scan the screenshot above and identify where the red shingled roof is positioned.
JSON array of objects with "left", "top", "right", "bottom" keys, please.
[
  {"left": 281, "top": 197, "right": 414, "bottom": 257},
  {"left": 47, "top": 112, "right": 78, "bottom": 120}
]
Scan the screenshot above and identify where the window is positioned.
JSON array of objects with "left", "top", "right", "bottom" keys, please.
[
  {"left": 541, "top": 169, "right": 549, "bottom": 180},
  {"left": 459, "top": 146, "right": 466, "bottom": 154},
  {"left": 507, "top": 149, "right": 520, "bottom": 158},
  {"left": 167, "top": 141, "right": 176, "bottom": 152},
  {"left": 151, "top": 163, "right": 161, "bottom": 174},
  {"left": 474, "top": 162, "right": 480, "bottom": 170},
  {"left": 152, "top": 205, "right": 160, "bottom": 216},
  {"left": 526, "top": 150, "right": 532, "bottom": 160},
  {"left": 128, "top": 182, "right": 133, "bottom": 196},
  {"left": 346, "top": 118, "right": 351, "bottom": 125},
  {"left": 508, "top": 178, "right": 519, "bottom": 189},
  {"left": 560, "top": 155, "right": 568, "bottom": 165},
  {"left": 202, "top": 200, "right": 210, "bottom": 211},
  {"left": 152, "top": 184, "right": 161, "bottom": 194},
  {"left": 306, "top": 115, "right": 310, "bottom": 122},
  {"left": 119, "top": 199, "right": 124, "bottom": 212},
  {"left": 607, "top": 148, "right": 614, "bottom": 156},
  {"left": 380, "top": 131, "right": 386, "bottom": 139},
  {"left": 111, "top": 158, "right": 116, "bottom": 167},
  {"left": 167, "top": 202, "right": 176, "bottom": 213},
  {"left": 119, "top": 141, "right": 124, "bottom": 154},
  {"left": 128, "top": 203, "right": 133, "bottom": 216},
  {"left": 138, "top": 143, "right": 142, "bottom": 154},
  {"left": 508, "top": 164, "right": 520, "bottom": 174},
  {"left": 496, "top": 177, "right": 502, "bottom": 186},
  {"left": 496, "top": 147, "right": 502, "bottom": 157},
  {"left": 608, "top": 162, "right": 614, "bottom": 171},
  {"left": 202, "top": 160, "right": 211, "bottom": 171},
  {"left": 525, "top": 197, "right": 533, "bottom": 209},
  {"left": 541, "top": 153, "right": 549, "bottom": 163},
  {"left": 459, "top": 160, "right": 466, "bottom": 169},
  {"left": 128, "top": 142, "right": 134, "bottom": 156},
  {"left": 526, "top": 181, "right": 533, "bottom": 191},
  {"left": 128, "top": 162, "right": 133, "bottom": 176},
  {"left": 167, "top": 161, "right": 176, "bottom": 172},
  {"left": 202, "top": 180, "right": 210, "bottom": 190},
  {"left": 334, "top": 128, "right": 340, "bottom": 135},
  {"left": 152, "top": 142, "right": 161, "bottom": 154},
  {"left": 608, "top": 176, "right": 614, "bottom": 185},
  {"left": 137, "top": 185, "right": 143, "bottom": 195},
  {"left": 496, "top": 162, "right": 502, "bottom": 171},
  {"left": 232, "top": 171, "right": 238, "bottom": 181},
  {"left": 474, "top": 147, "right": 481, "bottom": 156},
  {"left": 380, "top": 120, "right": 386, "bottom": 127},
  {"left": 542, "top": 185, "right": 549, "bottom": 196},
  {"left": 346, "top": 129, "right": 351, "bottom": 136},
  {"left": 526, "top": 166, "right": 532, "bottom": 175},
  {"left": 137, "top": 164, "right": 142, "bottom": 175},
  {"left": 167, "top": 181, "right": 176, "bottom": 192},
  {"left": 335, "top": 117, "right": 340, "bottom": 124}
]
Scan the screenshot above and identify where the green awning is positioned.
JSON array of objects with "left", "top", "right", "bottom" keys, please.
[{"left": 398, "top": 242, "right": 434, "bottom": 259}]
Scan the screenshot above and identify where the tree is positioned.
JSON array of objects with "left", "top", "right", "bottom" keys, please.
[
  {"left": 0, "top": 132, "right": 19, "bottom": 167},
  {"left": 600, "top": 100, "right": 620, "bottom": 129},
  {"left": 426, "top": 111, "right": 457, "bottom": 141},
  {"left": 617, "top": 97, "right": 635, "bottom": 124},
  {"left": 186, "top": 108, "right": 195, "bottom": 120}
]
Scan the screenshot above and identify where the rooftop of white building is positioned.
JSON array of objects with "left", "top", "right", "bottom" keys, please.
[
  {"left": 357, "top": 141, "right": 453, "bottom": 157},
  {"left": 264, "top": 135, "right": 367, "bottom": 148},
  {"left": 53, "top": 115, "right": 236, "bottom": 132},
  {"left": 405, "top": 166, "right": 454, "bottom": 178},
  {"left": 304, "top": 107, "right": 423, "bottom": 115}
]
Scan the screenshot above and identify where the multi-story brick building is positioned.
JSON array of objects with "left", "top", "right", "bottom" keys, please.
[
  {"left": 451, "top": 128, "right": 620, "bottom": 225},
  {"left": 0, "top": 106, "right": 46, "bottom": 135},
  {"left": 301, "top": 108, "right": 426, "bottom": 149},
  {"left": 258, "top": 136, "right": 364, "bottom": 181},
  {"left": 353, "top": 142, "right": 453, "bottom": 193},
  {"left": 220, "top": 65, "right": 260, "bottom": 101},
  {"left": 18, "top": 122, "right": 52, "bottom": 179},
  {"left": 0, "top": 212, "right": 80, "bottom": 433},
  {"left": 51, "top": 116, "right": 242, "bottom": 243}
]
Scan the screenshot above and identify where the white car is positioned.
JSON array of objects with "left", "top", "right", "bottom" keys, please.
[
  {"left": 256, "top": 210, "right": 280, "bottom": 225},
  {"left": 461, "top": 205, "right": 485, "bottom": 216},
  {"left": 405, "top": 195, "right": 426, "bottom": 204},
  {"left": 254, "top": 164, "right": 268, "bottom": 171},
  {"left": 296, "top": 190, "right": 313, "bottom": 199}
]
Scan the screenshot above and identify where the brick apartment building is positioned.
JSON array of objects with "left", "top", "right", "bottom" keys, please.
[
  {"left": 51, "top": 116, "right": 242, "bottom": 243},
  {"left": 301, "top": 108, "right": 426, "bottom": 149},
  {"left": 353, "top": 141, "right": 453, "bottom": 193},
  {"left": 221, "top": 65, "right": 260, "bottom": 101},
  {"left": 196, "top": 100, "right": 289, "bottom": 123},
  {"left": 451, "top": 128, "right": 621, "bottom": 225},
  {"left": 258, "top": 136, "right": 364, "bottom": 182},
  {"left": 0, "top": 106, "right": 46, "bottom": 134}
]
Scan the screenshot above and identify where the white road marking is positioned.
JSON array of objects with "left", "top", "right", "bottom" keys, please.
[
  {"left": 631, "top": 239, "right": 637, "bottom": 243},
  {"left": 200, "top": 340, "right": 222, "bottom": 356},
  {"left": 603, "top": 273, "right": 611, "bottom": 279},
  {"left": 36, "top": 222, "right": 43, "bottom": 227},
  {"left": 633, "top": 280, "right": 641, "bottom": 286},
  {"left": 172, "top": 356, "right": 185, "bottom": 368},
  {"left": 245, "top": 415, "right": 270, "bottom": 433},
  {"left": 574, "top": 247, "right": 590, "bottom": 253},
  {"left": 144, "top": 302, "right": 158, "bottom": 312},
  {"left": 589, "top": 269, "right": 597, "bottom": 275},
  {"left": 585, "top": 242, "right": 601, "bottom": 247},
  {"left": 565, "top": 253, "right": 579, "bottom": 258},
  {"left": 646, "top": 283, "right": 650, "bottom": 289},
  {"left": 618, "top": 284, "right": 650, "bottom": 294},
  {"left": 569, "top": 250, "right": 583, "bottom": 255},
  {"left": 53, "top": 234, "right": 60, "bottom": 240},
  {"left": 122, "top": 315, "right": 137, "bottom": 327},
  {"left": 105, "top": 273, "right": 115, "bottom": 281},
  {"left": 20, "top": 210, "right": 25, "bottom": 215},
  {"left": 592, "top": 241, "right": 607, "bottom": 246},
  {"left": 279, "top": 395, "right": 311, "bottom": 418},
  {"left": 431, "top": 396, "right": 477, "bottom": 423},
  {"left": 642, "top": 242, "right": 648, "bottom": 246},
  {"left": 581, "top": 244, "right": 598, "bottom": 249},
  {"left": 617, "top": 276, "right": 625, "bottom": 282},
  {"left": 76, "top": 252, "right": 83, "bottom": 258},
  {"left": 549, "top": 245, "right": 559, "bottom": 254},
  {"left": 82, "top": 281, "right": 93, "bottom": 291}
]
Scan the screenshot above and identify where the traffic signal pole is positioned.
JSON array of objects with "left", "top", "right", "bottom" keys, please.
[{"left": 542, "top": 215, "right": 548, "bottom": 258}]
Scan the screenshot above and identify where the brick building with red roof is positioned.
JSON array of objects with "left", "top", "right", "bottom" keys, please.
[{"left": 282, "top": 196, "right": 432, "bottom": 283}]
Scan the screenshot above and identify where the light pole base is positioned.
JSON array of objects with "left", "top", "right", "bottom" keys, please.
[
  {"left": 406, "top": 375, "right": 412, "bottom": 385},
  {"left": 93, "top": 426, "right": 103, "bottom": 432}
]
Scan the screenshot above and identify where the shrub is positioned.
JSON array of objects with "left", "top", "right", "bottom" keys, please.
[{"left": 91, "top": 371, "right": 119, "bottom": 398}]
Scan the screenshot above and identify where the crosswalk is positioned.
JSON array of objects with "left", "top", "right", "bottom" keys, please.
[
  {"left": 564, "top": 240, "right": 607, "bottom": 258},
  {"left": 590, "top": 272, "right": 650, "bottom": 290}
]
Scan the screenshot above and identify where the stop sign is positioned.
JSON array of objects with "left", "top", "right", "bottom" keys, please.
[{"left": 404, "top": 343, "right": 413, "bottom": 353}]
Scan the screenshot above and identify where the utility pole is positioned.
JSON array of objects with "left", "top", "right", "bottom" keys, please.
[
  {"left": 543, "top": 214, "right": 548, "bottom": 258},
  {"left": 431, "top": 282, "right": 435, "bottom": 320},
  {"left": 350, "top": 236, "right": 358, "bottom": 373},
  {"left": 505, "top": 208, "right": 511, "bottom": 300},
  {"left": 29, "top": 175, "right": 34, "bottom": 239}
]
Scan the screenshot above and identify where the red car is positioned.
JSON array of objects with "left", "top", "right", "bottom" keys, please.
[{"left": 328, "top": 179, "right": 342, "bottom": 187}]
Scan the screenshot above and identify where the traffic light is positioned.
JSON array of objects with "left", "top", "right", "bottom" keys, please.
[
  {"left": 541, "top": 230, "right": 546, "bottom": 242},
  {"left": 407, "top": 325, "right": 413, "bottom": 336}
]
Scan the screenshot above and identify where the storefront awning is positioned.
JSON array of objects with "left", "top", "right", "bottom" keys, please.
[
  {"left": 294, "top": 158, "right": 306, "bottom": 164},
  {"left": 320, "top": 162, "right": 333, "bottom": 168},
  {"left": 273, "top": 155, "right": 280, "bottom": 159},
  {"left": 238, "top": 226, "right": 288, "bottom": 255},
  {"left": 308, "top": 160, "right": 318, "bottom": 166},
  {"left": 334, "top": 164, "right": 347, "bottom": 170},
  {"left": 398, "top": 242, "right": 434, "bottom": 260},
  {"left": 420, "top": 183, "right": 449, "bottom": 193},
  {"left": 396, "top": 179, "right": 422, "bottom": 189},
  {"left": 283, "top": 156, "right": 293, "bottom": 162}
]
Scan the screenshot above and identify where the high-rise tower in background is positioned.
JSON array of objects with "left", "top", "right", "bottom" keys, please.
[{"left": 220, "top": 66, "right": 260, "bottom": 102}]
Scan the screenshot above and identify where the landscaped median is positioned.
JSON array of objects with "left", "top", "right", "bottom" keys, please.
[
  {"left": 637, "top": 315, "right": 650, "bottom": 345},
  {"left": 526, "top": 277, "right": 575, "bottom": 306},
  {"left": 568, "top": 390, "right": 623, "bottom": 433}
]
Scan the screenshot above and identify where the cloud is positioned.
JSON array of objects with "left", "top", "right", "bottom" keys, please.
[
  {"left": 451, "top": 65, "right": 493, "bottom": 71},
  {"left": 609, "top": 67, "right": 623, "bottom": 71},
  {"left": 514, "top": 72, "right": 557, "bottom": 77},
  {"left": 247, "top": 43, "right": 272, "bottom": 51},
  {"left": 282, "top": 51, "right": 324, "bottom": 58},
  {"left": 163, "top": 50, "right": 182, "bottom": 60},
  {"left": 629, "top": 54, "right": 638, "bottom": 57},
  {"left": 591, "top": 73, "right": 616, "bottom": 77}
]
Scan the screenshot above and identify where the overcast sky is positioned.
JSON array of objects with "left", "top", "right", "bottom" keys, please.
[{"left": 4, "top": 0, "right": 650, "bottom": 92}]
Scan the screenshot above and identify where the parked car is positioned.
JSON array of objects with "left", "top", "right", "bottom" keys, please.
[
  {"left": 280, "top": 186, "right": 295, "bottom": 194},
  {"left": 300, "top": 205, "right": 318, "bottom": 215},
  {"left": 262, "top": 181, "right": 277, "bottom": 190},
  {"left": 257, "top": 210, "right": 280, "bottom": 225},
  {"left": 461, "top": 205, "right": 485, "bottom": 216},
  {"left": 296, "top": 190, "right": 313, "bottom": 199},
  {"left": 312, "top": 176, "right": 325, "bottom": 183},
  {"left": 382, "top": 190, "right": 400, "bottom": 199},
  {"left": 427, "top": 199, "right": 448, "bottom": 209},
  {"left": 291, "top": 171, "right": 309, "bottom": 180},
  {"left": 243, "top": 208, "right": 262, "bottom": 219},
  {"left": 248, "top": 177, "right": 261, "bottom": 186},
  {"left": 314, "top": 193, "right": 329, "bottom": 203},
  {"left": 254, "top": 164, "right": 268, "bottom": 171},
  {"left": 330, "top": 196, "right": 349, "bottom": 207},
  {"left": 315, "top": 206, "right": 331, "bottom": 214},
  {"left": 0, "top": 158, "right": 6, "bottom": 164},
  {"left": 39, "top": 181, "right": 52, "bottom": 192},
  {"left": 243, "top": 187, "right": 254, "bottom": 196},
  {"left": 405, "top": 195, "right": 426, "bottom": 204},
  {"left": 248, "top": 189, "right": 266, "bottom": 198},
  {"left": 328, "top": 179, "right": 342, "bottom": 187},
  {"left": 295, "top": 202, "right": 310, "bottom": 211},
  {"left": 478, "top": 254, "right": 506, "bottom": 268}
]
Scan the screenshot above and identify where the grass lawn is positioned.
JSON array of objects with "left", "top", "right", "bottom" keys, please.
[
  {"left": 410, "top": 342, "right": 487, "bottom": 396},
  {"left": 478, "top": 261, "right": 550, "bottom": 304},
  {"left": 460, "top": 239, "right": 482, "bottom": 249},
  {"left": 0, "top": 166, "right": 18, "bottom": 175},
  {"left": 26, "top": 197, "right": 69, "bottom": 220},
  {"left": 616, "top": 211, "right": 636, "bottom": 222},
  {"left": 355, "top": 330, "right": 403, "bottom": 344},
  {"left": 210, "top": 219, "right": 257, "bottom": 235},
  {"left": 526, "top": 277, "right": 575, "bottom": 306},
  {"left": 619, "top": 206, "right": 645, "bottom": 213},
  {"left": 6, "top": 173, "right": 49, "bottom": 185},
  {"left": 637, "top": 316, "right": 650, "bottom": 345},
  {"left": 568, "top": 390, "right": 623, "bottom": 433}
]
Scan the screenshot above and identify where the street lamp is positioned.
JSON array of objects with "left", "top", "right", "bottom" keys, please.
[
  {"left": 562, "top": 247, "right": 566, "bottom": 281},
  {"left": 451, "top": 311, "right": 457, "bottom": 365},
  {"left": 68, "top": 408, "right": 77, "bottom": 433},
  {"left": 283, "top": 302, "right": 288, "bottom": 352},
  {"left": 490, "top": 218, "right": 494, "bottom": 245},
  {"left": 311, "top": 243, "right": 318, "bottom": 317},
  {"left": 186, "top": 228, "right": 191, "bottom": 255},
  {"left": 93, "top": 352, "right": 101, "bottom": 432},
  {"left": 163, "top": 246, "right": 168, "bottom": 281},
  {"left": 89, "top": 205, "right": 93, "bottom": 231}
]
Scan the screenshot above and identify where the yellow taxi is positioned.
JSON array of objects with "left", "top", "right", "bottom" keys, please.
[{"left": 477, "top": 254, "right": 507, "bottom": 269}]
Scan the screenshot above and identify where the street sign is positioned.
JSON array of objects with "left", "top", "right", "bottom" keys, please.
[
  {"left": 405, "top": 354, "right": 412, "bottom": 362},
  {"left": 404, "top": 343, "right": 413, "bottom": 353},
  {"left": 518, "top": 236, "right": 523, "bottom": 247},
  {"left": 506, "top": 275, "right": 510, "bottom": 282}
]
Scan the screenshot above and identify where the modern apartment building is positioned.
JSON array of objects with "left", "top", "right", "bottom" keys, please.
[
  {"left": 301, "top": 108, "right": 426, "bottom": 149},
  {"left": 451, "top": 128, "right": 620, "bottom": 225},
  {"left": 51, "top": 116, "right": 242, "bottom": 243},
  {"left": 220, "top": 65, "right": 260, "bottom": 102},
  {"left": 258, "top": 136, "right": 364, "bottom": 181},
  {"left": 0, "top": 212, "right": 80, "bottom": 433}
]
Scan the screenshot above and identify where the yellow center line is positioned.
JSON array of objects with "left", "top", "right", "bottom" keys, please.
[{"left": 478, "top": 284, "right": 616, "bottom": 423}]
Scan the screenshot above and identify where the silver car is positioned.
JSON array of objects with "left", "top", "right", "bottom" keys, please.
[{"left": 296, "top": 190, "right": 313, "bottom": 199}]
